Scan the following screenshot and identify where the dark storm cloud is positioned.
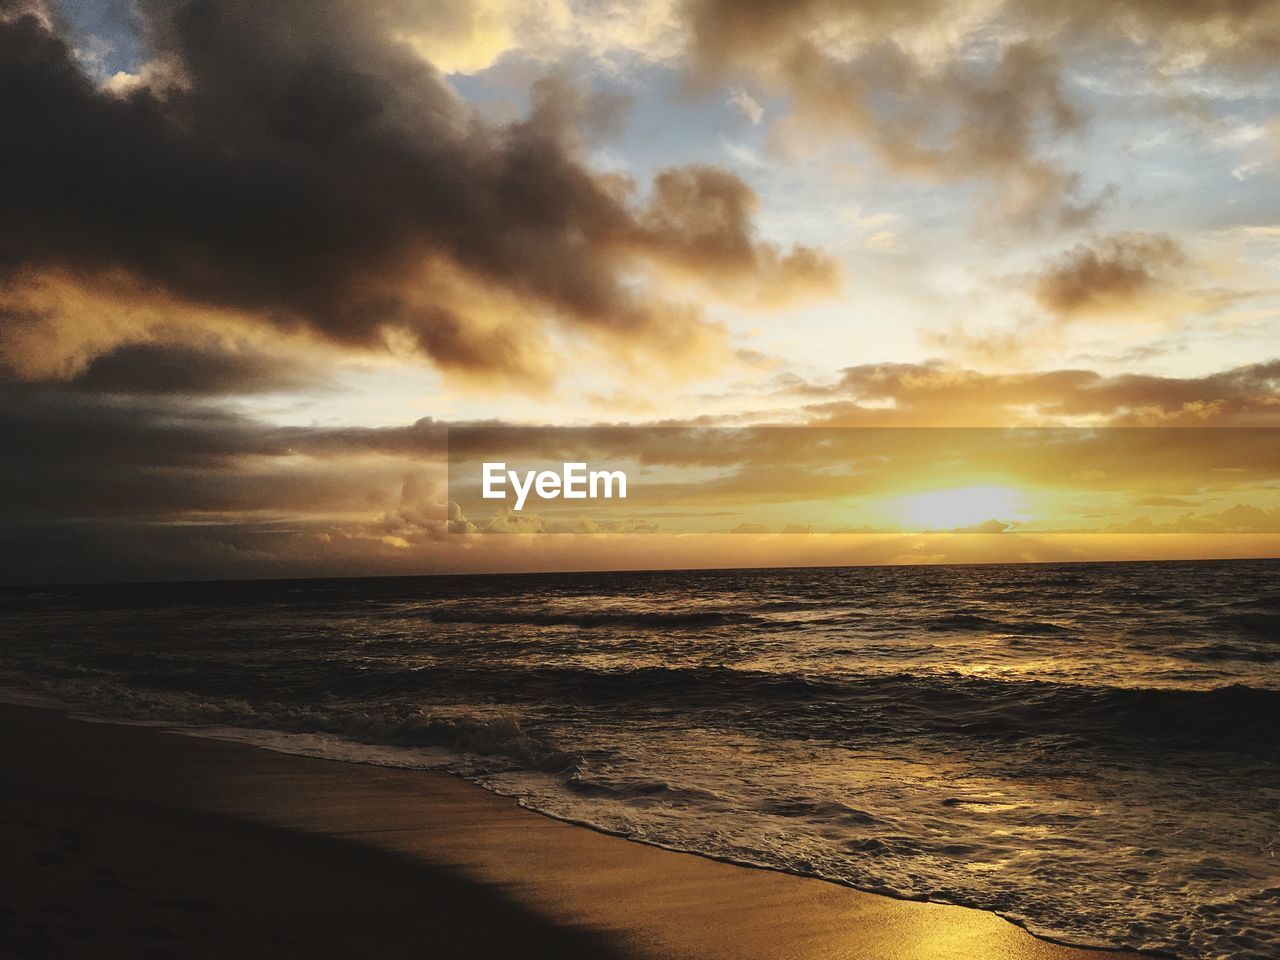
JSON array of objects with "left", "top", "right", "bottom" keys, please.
[
  {"left": 66, "top": 342, "right": 328, "bottom": 395},
  {"left": 0, "top": 386, "right": 448, "bottom": 525},
  {"left": 0, "top": 388, "right": 253, "bottom": 461},
  {"left": 0, "top": 0, "right": 835, "bottom": 385}
]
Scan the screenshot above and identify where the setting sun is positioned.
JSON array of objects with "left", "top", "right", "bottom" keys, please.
[{"left": 893, "top": 485, "right": 1030, "bottom": 532}]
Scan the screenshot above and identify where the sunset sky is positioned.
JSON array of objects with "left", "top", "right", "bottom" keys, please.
[{"left": 2, "top": 0, "right": 1279, "bottom": 582}]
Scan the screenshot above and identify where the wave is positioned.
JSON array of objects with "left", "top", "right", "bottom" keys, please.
[
  {"left": 1214, "top": 611, "right": 1280, "bottom": 637},
  {"left": 1181, "top": 642, "right": 1280, "bottom": 663},
  {"left": 14, "top": 657, "right": 1279, "bottom": 760},
  {"left": 363, "top": 664, "right": 1279, "bottom": 755},
  {"left": 0, "top": 674, "right": 580, "bottom": 774},
  {"left": 420, "top": 608, "right": 764, "bottom": 629},
  {"left": 924, "top": 612, "right": 1070, "bottom": 634}
]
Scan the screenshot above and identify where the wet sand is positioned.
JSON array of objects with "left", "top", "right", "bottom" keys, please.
[{"left": 0, "top": 702, "right": 1142, "bottom": 959}]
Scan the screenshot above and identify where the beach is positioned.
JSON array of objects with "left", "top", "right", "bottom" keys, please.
[
  {"left": 1, "top": 701, "right": 1139, "bottom": 960},
  {"left": 3, "top": 566, "right": 1275, "bottom": 956},
  {"left": 5, "top": 1, "right": 1279, "bottom": 956}
]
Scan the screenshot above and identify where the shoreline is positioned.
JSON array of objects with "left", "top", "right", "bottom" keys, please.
[{"left": 1, "top": 699, "right": 1146, "bottom": 959}]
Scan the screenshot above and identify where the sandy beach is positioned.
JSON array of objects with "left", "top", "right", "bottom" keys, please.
[{"left": 0, "top": 700, "right": 1143, "bottom": 960}]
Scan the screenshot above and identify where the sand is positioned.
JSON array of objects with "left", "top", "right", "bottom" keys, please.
[{"left": 0, "top": 701, "right": 1143, "bottom": 959}]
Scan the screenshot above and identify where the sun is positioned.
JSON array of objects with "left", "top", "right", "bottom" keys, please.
[{"left": 893, "top": 484, "right": 1030, "bottom": 532}]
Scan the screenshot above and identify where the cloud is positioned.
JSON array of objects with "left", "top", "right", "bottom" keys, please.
[
  {"left": 719, "top": 136, "right": 772, "bottom": 170},
  {"left": 1032, "top": 232, "right": 1192, "bottom": 318},
  {"left": 863, "top": 230, "right": 902, "bottom": 253},
  {"left": 727, "top": 87, "right": 763, "bottom": 124},
  {"left": 36, "top": 358, "right": 1251, "bottom": 483},
  {"left": 0, "top": 1, "right": 835, "bottom": 387},
  {"left": 1110, "top": 504, "right": 1280, "bottom": 535},
  {"left": 390, "top": 0, "right": 528, "bottom": 76},
  {"left": 782, "top": 40, "right": 1095, "bottom": 229},
  {"left": 446, "top": 500, "right": 478, "bottom": 533},
  {"left": 636, "top": 165, "right": 840, "bottom": 305},
  {"left": 1135, "top": 496, "right": 1201, "bottom": 508},
  {"left": 952, "top": 519, "right": 1012, "bottom": 534},
  {"left": 926, "top": 230, "right": 1256, "bottom": 366},
  {"left": 480, "top": 509, "right": 550, "bottom": 534},
  {"left": 1043, "top": 0, "right": 1280, "bottom": 73},
  {"left": 918, "top": 323, "right": 1043, "bottom": 367},
  {"left": 392, "top": 0, "right": 687, "bottom": 75},
  {"left": 680, "top": 4, "right": 1095, "bottom": 227},
  {"left": 66, "top": 341, "right": 329, "bottom": 396},
  {"left": 797, "top": 359, "right": 1280, "bottom": 426},
  {"left": 1, "top": 368, "right": 1277, "bottom": 581},
  {"left": 678, "top": 0, "right": 1280, "bottom": 227}
]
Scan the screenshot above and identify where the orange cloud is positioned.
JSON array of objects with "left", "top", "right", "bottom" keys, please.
[
  {"left": 797, "top": 361, "right": 1280, "bottom": 426},
  {"left": 1032, "top": 233, "right": 1205, "bottom": 321}
]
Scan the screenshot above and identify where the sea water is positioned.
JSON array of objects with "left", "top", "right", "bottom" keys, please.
[{"left": 2, "top": 560, "right": 1277, "bottom": 959}]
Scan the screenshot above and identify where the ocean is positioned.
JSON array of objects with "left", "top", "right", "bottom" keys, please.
[{"left": 2, "top": 559, "right": 1277, "bottom": 959}]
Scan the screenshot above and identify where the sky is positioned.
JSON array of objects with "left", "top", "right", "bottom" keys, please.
[{"left": 1, "top": 0, "right": 1279, "bottom": 582}]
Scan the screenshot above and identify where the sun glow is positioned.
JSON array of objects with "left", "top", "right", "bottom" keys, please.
[{"left": 893, "top": 484, "right": 1030, "bottom": 532}]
